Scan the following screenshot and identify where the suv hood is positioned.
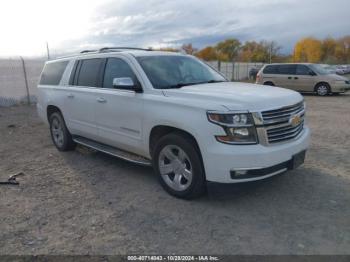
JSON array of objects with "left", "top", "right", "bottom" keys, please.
[{"left": 163, "top": 82, "right": 303, "bottom": 111}]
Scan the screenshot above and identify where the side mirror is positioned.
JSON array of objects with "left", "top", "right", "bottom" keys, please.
[{"left": 112, "top": 77, "right": 143, "bottom": 92}]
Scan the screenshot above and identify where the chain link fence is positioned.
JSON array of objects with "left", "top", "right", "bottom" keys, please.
[
  {"left": 0, "top": 58, "right": 45, "bottom": 107},
  {"left": 0, "top": 58, "right": 265, "bottom": 107},
  {"left": 206, "top": 61, "right": 265, "bottom": 81}
]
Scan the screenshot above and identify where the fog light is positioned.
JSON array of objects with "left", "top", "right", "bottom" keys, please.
[{"left": 231, "top": 170, "right": 248, "bottom": 178}]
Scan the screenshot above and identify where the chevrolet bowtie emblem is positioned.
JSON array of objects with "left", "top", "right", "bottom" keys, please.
[{"left": 290, "top": 115, "right": 301, "bottom": 127}]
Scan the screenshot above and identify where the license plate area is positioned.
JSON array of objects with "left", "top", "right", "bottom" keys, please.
[{"left": 290, "top": 150, "right": 306, "bottom": 169}]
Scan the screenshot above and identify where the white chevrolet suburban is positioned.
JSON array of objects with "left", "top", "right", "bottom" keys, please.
[{"left": 37, "top": 47, "right": 310, "bottom": 199}]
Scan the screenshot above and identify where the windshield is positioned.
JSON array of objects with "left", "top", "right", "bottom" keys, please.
[
  {"left": 309, "top": 64, "right": 331, "bottom": 75},
  {"left": 136, "top": 55, "right": 227, "bottom": 89}
]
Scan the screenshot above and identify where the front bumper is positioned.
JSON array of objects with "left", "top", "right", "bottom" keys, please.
[
  {"left": 332, "top": 82, "right": 350, "bottom": 93},
  {"left": 202, "top": 126, "right": 310, "bottom": 183}
]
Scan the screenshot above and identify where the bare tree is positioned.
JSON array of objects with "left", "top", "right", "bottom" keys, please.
[{"left": 181, "top": 43, "right": 197, "bottom": 55}]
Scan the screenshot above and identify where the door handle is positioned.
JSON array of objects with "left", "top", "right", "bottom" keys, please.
[
  {"left": 97, "top": 97, "right": 107, "bottom": 103},
  {"left": 294, "top": 77, "right": 299, "bottom": 80},
  {"left": 67, "top": 93, "right": 74, "bottom": 98},
  {"left": 288, "top": 77, "right": 292, "bottom": 79}
]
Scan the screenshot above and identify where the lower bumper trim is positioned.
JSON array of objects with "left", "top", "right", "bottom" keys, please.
[{"left": 230, "top": 150, "right": 305, "bottom": 180}]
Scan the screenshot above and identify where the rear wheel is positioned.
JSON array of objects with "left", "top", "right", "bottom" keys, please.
[
  {"left": 49, "top": 112, "right": 76, "bottom": 151},
  {"left": 152, "top": 133, "right": 206, "bottom": 199},
  {"left": 315, "top": 83, "right": 330, "bottom": 96}
]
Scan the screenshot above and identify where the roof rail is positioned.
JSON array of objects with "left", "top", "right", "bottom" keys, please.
[
  {"left": 98, "top": 47, "right": 151, "bottom": 53},
  {"left": 80, "top": 50, "right": 98, "bottom": 54}
]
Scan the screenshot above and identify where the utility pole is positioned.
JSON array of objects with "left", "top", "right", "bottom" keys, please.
[
  {"left": 269, "top": 43, "right": 272, "bottom": 64},
  {"left": 46, "top": 42, "right": 50, "bottom": 60}
]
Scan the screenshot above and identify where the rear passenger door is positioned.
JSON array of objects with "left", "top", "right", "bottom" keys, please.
[
  {"left": 94, "top": 57, "right": 144, "bottom": 154},
  {"left": 64, "top": 58, "right": 103, "bottom": 140},
  {"left": 275, "top": 64, "right": 297, "bottom": 89}
]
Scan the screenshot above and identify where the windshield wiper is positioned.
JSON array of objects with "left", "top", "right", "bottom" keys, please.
[
  {"left": 162, "top": 82, "right": 204, "bottom": 89},
  {"left": 205, "top": 80, "right": 226, "bottom": 83},
  {"left": 162, "top": 80, "right": 227, "bottom": 89}
]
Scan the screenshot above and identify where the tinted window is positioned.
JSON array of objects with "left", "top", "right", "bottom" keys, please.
[
  {"left": 39, "top": 61, "right": 68, "bottom": 85},
  {"left": 103, "top": 58, "right": 138, "bottom": 89},
  {"left": 76, "top": 59, "right": 102, "bottom": 87},
  {"left": 263, "top": 65, "right": 278, "bottom": 74},
  {"left": 296, "top": 65, "right": 311, "bottom": 75},
  {"left": 278, "top": 65, "right": 296, "bottom": 75}
]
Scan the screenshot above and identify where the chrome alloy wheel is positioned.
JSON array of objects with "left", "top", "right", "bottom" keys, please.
[
  {"left": 158, "top": 145, "right": 193, "bottom": 191},
  {"left": 317, "top": 85, "right": 329, "bottom": 96},
  {"left": 51, "top": 117, "right": 64, "bottom": 147}
]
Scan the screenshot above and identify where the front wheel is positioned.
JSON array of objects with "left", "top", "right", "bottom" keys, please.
[
  {"left": 263, "top": 81, "right": 274, "bottom": 86},
  {"left": 315, "top": 83, "right": 330, "bottom": 96},
  {"left": 152, "top": 133, "right": 206, "bottom": 199}
]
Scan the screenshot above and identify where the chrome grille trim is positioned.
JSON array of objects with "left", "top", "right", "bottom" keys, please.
[
  {"left": 267, "top": 122, "right": 304, "bottom": 143},
  {"left": 261, "top": 102, "right": 304, "bottom": 124},
  {"left": 256, "top": 101, "right": 305, "bottom": 145},
  {"left": 267, "top": 121, "right": 304, "bottom": 137}
]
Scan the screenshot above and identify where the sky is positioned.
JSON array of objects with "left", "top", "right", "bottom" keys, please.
[{"left": 0, "top": 0, "right": 349, "bottom": 57}]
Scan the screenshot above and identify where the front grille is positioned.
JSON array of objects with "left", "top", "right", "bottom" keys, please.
[
  {"left": 266, "top": 120, "right": 304, "bottom": 143},
  {"left": 261, "top": 102, "right": 304, "bottom": 124},
  {"left": 260, "top": 101, "right": 305, "bottom": 144}
]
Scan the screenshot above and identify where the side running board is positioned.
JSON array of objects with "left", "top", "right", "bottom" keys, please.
[{"left": 73, "top": 136, "right": 152, "bottom": 167}]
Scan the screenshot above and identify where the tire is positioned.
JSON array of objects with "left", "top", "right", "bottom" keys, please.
[
  {"left": 49, "top": 112, "right": 76, "bottom": 151},
  {"left": 152, "top": 133, "right": 206, "bottom": 199},
  {"left": 315, "top": 83, "right": 330, "bottom": 96},
  {"left": 263, "top": 81, "right": 274, "bottom": 86}
]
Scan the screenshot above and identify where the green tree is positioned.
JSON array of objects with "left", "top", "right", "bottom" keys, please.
[{"left": 216, "top": 39, "right": 241, "bottom": 62}]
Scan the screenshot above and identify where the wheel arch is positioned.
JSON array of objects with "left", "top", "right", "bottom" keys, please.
[
  {"left": 149, "top": 125, "right": 202, "bottom": 161},
  {"left": 47, "top": 105, "right": 62, "bottom": 122}
]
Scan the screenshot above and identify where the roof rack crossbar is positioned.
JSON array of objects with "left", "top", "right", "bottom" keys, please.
[{"left": 98, "top": 47, "right": 151, "bottom": 52}]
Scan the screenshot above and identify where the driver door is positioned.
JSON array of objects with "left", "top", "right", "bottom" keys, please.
[{"left": 294, "top": 64, "right": 317, "bottom": 92}]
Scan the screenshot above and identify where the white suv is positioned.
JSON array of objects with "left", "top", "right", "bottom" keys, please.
[{"left": 37, "top": 47, "right": 310, "bottom": 199}]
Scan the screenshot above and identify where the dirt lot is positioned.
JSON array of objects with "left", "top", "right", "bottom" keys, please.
[{"left": 0, "top": 94, "right": 350, "bottom": 255}]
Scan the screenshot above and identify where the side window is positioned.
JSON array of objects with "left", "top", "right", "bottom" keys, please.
[
  {"left": 39, "top": 61, "right": 68, "bottom": 85},
  {"left": 296, "top": 65, "right": 311, "bottom": 75},
  {"left": 76, "top": 59, "right": 103, "bottom": 87},
  {"left": 263, "top": 65, "right": 278, "bottom": 74},
  {"left": 103, "top": 58, "right": 138, "bottom": 89},
  {"left": 278, "top": 65, "right": 296, "bottom": 75}
]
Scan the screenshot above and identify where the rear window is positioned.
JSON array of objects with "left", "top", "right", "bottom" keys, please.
[
  {"left": 39, "top": 61, "right": 68, "bottom": 85},
  {"left": 278, "top": 65, "right": 296, "bottom": 75},
  {"left": 263, "top": 64, "right": 296, "bottom": 75},
  {"left": 76, "top": 59, "right": 103, "bottom": 87},
  {"left": 263, "top": 65, "right": 278, "bottom": 74}
]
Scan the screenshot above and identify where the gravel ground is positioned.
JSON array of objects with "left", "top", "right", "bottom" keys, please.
[{"left": 0, "top": 94, "right": 350, "bottom": 255}]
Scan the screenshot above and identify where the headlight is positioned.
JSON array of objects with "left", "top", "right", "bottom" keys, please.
[{"left": 207, "top": 112, "right": 258, "bottom": 144}]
